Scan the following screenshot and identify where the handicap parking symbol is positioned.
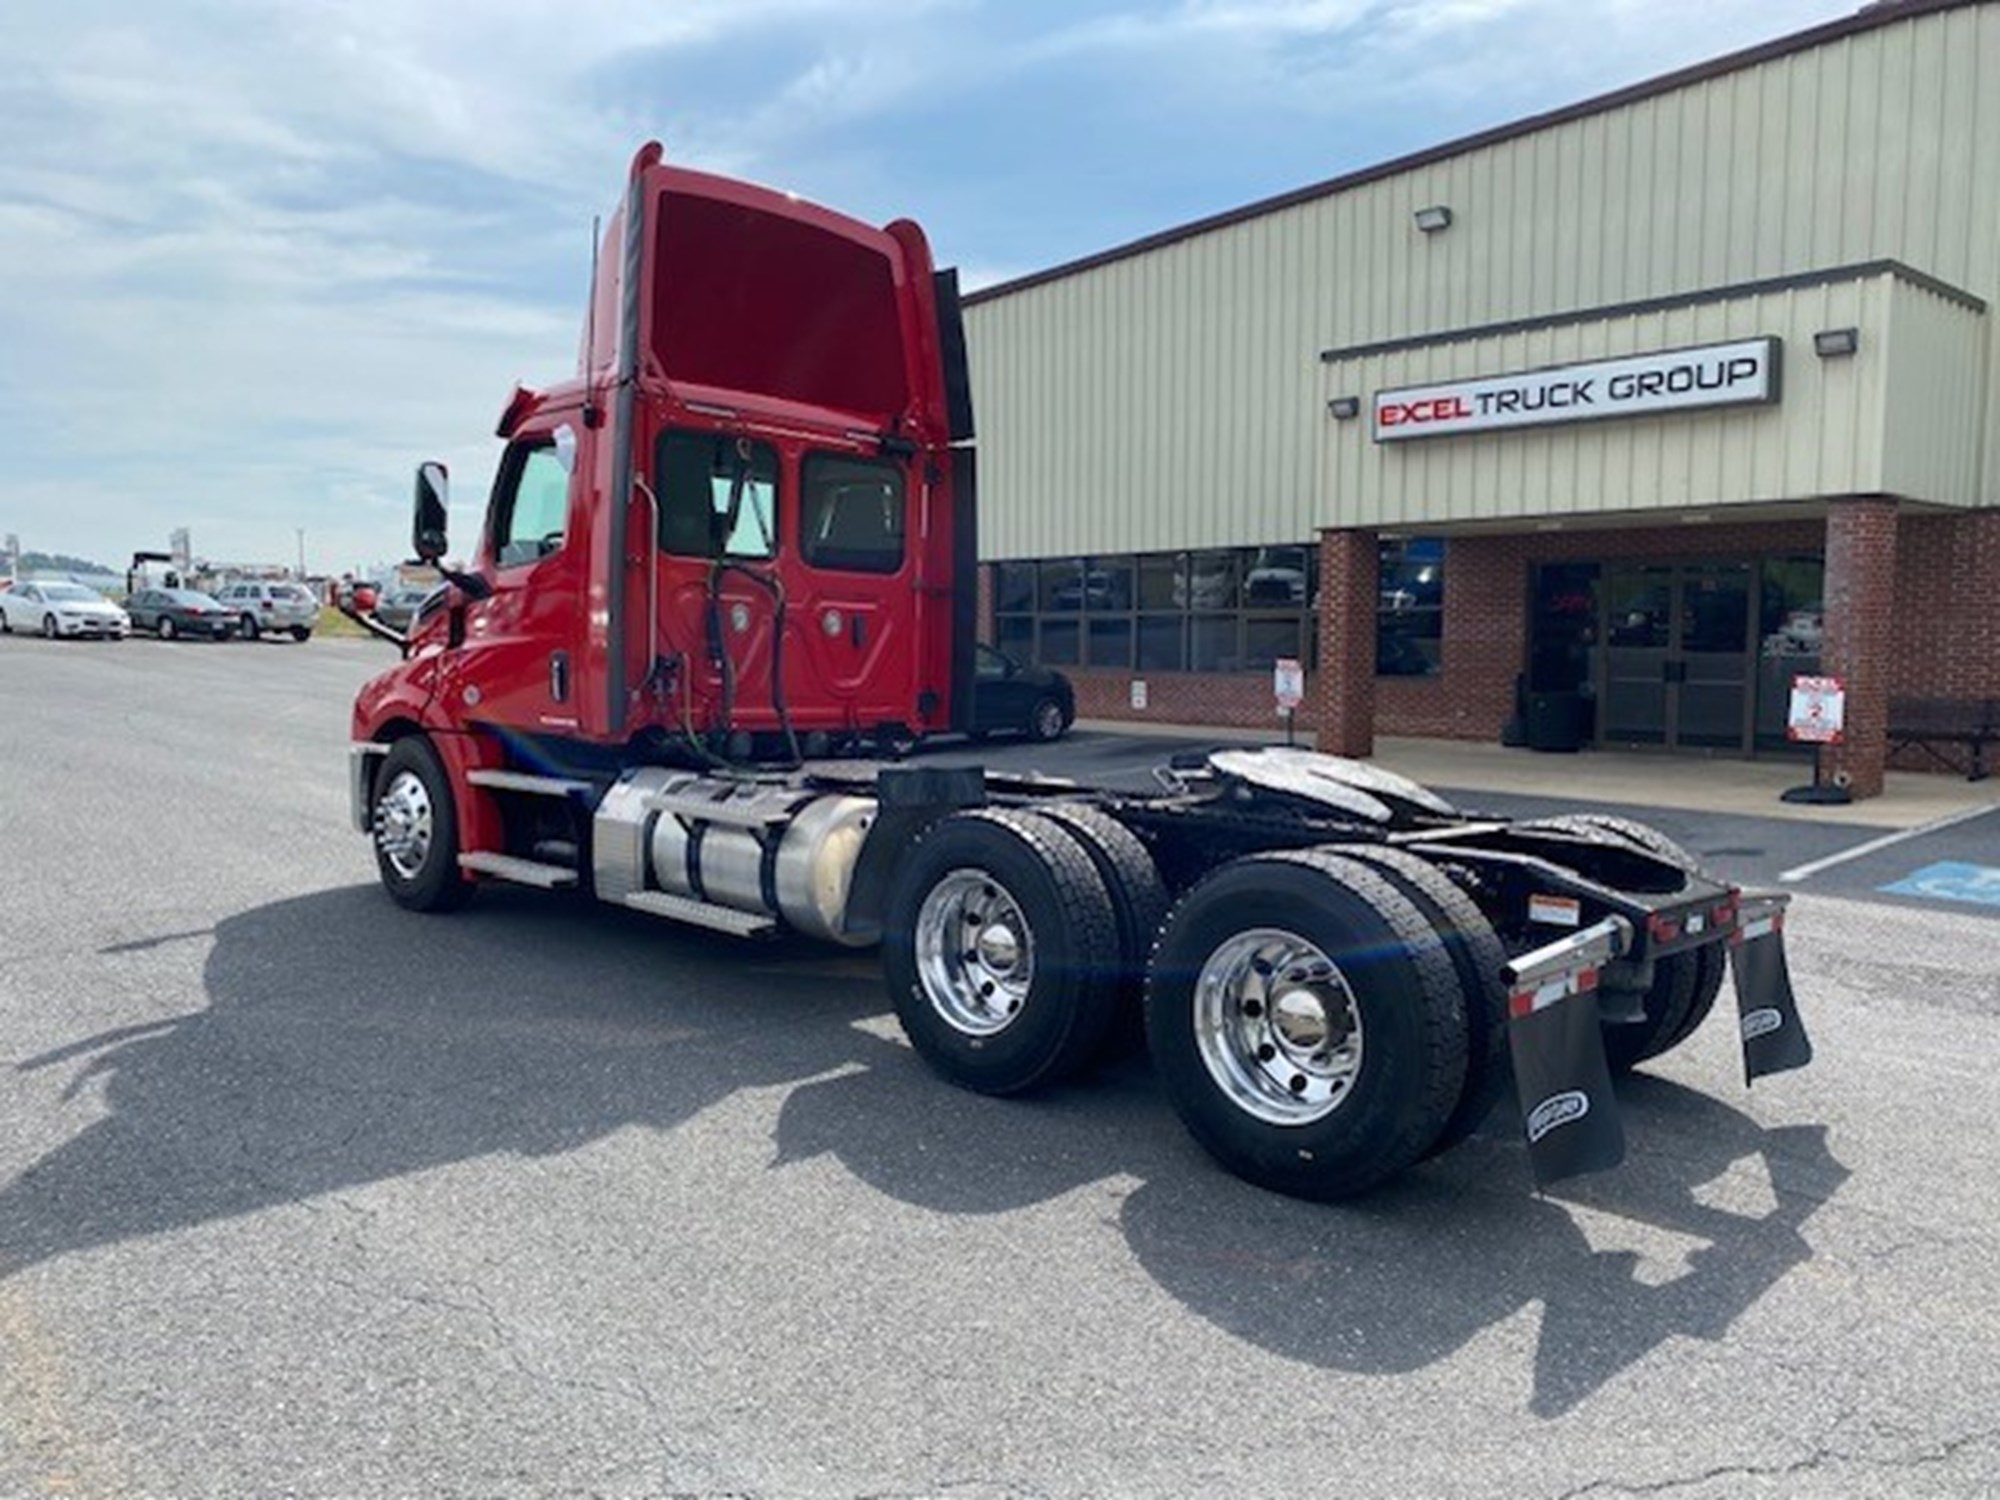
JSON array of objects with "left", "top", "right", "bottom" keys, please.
[{"left": 1880, "top": 862, "right": 2000, "bottom": 907}]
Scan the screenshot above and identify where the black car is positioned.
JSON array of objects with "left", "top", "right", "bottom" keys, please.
[
  {"left": 971, "top": 643, "right": 1074, "bottom": 742},
  {"left": 125, "top": 588, "right": 237, "bottom": 640}
]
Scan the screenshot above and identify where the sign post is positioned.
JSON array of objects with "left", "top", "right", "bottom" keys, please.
[
  {"left": 1273, "top": 657, "right": 1304, "bottom": 747},
  {"left": 1780, "top": 674, "right": 1851, "bottom": 805}
]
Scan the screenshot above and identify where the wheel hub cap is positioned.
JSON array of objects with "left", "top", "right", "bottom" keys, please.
[
  {"left": 374, "top": 769, "right": 434, "bottom": 879},
  {"left": 913, "top": 869, "right": 1034, "bottom": 1037},
  {"left": 1193, "top": 929, "right": 1363, "bottom": 1126}
]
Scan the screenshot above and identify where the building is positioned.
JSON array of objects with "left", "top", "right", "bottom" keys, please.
[{"left": 963, "top": 0, "right": 1999, "bottom": 797}]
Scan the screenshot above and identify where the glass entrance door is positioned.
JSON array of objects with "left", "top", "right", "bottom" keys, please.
[
  {"left": 1597, "top": 562, "right": 1752, "bottom": 750},
  {"left": 1601, "top": 565, "right": 1671, "bottom": 745},
  {"left": 1674, "top": 562, "right": 1752, "bottom": 748}
]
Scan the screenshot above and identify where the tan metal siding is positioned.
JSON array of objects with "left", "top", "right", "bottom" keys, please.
[
  {"left": 1880, "top": 280, "right": 1989, "bottom": 506},
  {"left": 966, "top": 5, "right": 2000, "bottom": 557},
  {"left": 1320, "top": 277, "right": 1898, "bottom": 527}
]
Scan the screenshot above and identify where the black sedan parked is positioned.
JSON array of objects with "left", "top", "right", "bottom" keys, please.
[
  {"left": 125, "top": 588, "right": 237, "bottom": 640},
  {"left": 971, "top": 643, "right": 1075, "bottom": 742}
]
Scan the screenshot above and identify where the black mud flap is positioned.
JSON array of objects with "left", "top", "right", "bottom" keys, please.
[
  {"left": 1730, "top": 892, "right": 1813, "bottom": 1082},
  {"left": 1502, "top": 917, "right": 1630, "bottom": 1188}
]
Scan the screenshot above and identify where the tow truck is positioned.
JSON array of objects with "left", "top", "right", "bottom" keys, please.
[{"left": 346, "top": 143, "right": 1811, "bottom": 1200}]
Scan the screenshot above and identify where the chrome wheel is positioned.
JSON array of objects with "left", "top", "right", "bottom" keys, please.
[
  {"left": 1193, "top": 927, "right": 1363, "bottom": 1126},
  {"left": 374, "top": 768, "right": 435, "bottom": 880},
  {"left": 913, "top": 868, "right": 1035, "bottom": 1037},
  {"left": 1030, "top": 698, "right": 1066, "bottom": 741}
]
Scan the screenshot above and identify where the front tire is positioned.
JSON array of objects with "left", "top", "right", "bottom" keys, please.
[
  {"left": 371, "top": 737, "right": 474, "bottom": 912},
  {"left": 42, "top": 615, "right": 59, "bottom": 639},
  {"left": 157, "top": 616, "right": 177, "bottom": 640},
  {"left": 1027, "top": 696, "right": 1068, "bottom": 742},
  {"left": 882, "top": 808, "right": 1121, "bottom": 1094},
  {"left": 1145, "top": 850, "right": 1469, "bottom": 1201}
]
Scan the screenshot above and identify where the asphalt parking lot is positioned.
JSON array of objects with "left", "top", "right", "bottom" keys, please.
[{"left": 3, "top": 635, "right": 1998, "bottom": 1497}]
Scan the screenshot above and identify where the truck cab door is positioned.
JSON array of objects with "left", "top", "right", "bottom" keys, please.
[
  {"left": 441, "top": 426, "right": 586, "bottom": 736},
  {"left": 787, "top": 449, "right": 922, "bottom": 733}
]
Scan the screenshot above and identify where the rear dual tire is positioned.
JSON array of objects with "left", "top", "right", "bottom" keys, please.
[
  {"left": 1144, "top": 850, "right": 1470, "bottom": 1201},
  {"left": 882, "top": 808, "right": 1122, "bottom": 1095},
  {"left": 1525, "top": 814, "right": 1726, "bottom": 1071}
]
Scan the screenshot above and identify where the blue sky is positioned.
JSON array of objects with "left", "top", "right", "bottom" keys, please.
[{"left": 0, "top": 0, "right": 1857, "bottom": 575}]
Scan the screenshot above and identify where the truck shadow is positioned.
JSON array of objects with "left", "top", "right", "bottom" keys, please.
[
  {"left": 5, "top": 885, "right": 1849, "bottom": 1419},
  {"left": 773, "top": 1054, "right": 1849, "bottom": 1419},
  {"left": 0, "top": 884, "right": 885, "bottom": 1283}
]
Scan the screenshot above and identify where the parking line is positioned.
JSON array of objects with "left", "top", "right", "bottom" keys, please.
[{"left": 1779, "top": 803, "right": 2000, "bottom": 884}]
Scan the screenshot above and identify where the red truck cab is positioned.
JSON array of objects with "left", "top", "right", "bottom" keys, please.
[{"left": 354, "top": 142, "right": 975, "bottom": 767}]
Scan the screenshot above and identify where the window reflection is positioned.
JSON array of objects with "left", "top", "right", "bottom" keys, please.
[{"left": 992, "top": 543, "right": 1318, "bottom": 674}]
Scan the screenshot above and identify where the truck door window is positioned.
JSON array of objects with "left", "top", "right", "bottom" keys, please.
[
  {"left": 492, "top": 444, "right": 570, "bottom": 569},
  {"left": 800, "top": 452, "right": 904, "bottom": 574},
  {"left": 656, "top": 430, "right": 778, "bottom": 560}
]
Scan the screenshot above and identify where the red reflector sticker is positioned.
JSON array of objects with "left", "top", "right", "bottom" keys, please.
[{"left": 1509, "top": 966, "right": 1599, "bottom": 1018}]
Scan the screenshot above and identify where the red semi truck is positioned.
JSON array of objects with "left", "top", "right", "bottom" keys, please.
[{"left": 347, "top": 144, "right": 1812, "bottom": 1200}]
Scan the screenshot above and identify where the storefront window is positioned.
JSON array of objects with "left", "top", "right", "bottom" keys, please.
[
  {"left": 996, "top": 562, "right": 1036, "bottom": 614},
  {"left": 1038, "top": 616, "right": 1081, "bottom": 666},
  {"left": 1378, "top": 538, "right": 1443, "bottom": 677},
  {"left": 1755, "top": 556, "right": 1825, "bottom": 751},
  {"left": 990, "top": 544, "right": 1318, "bottom": 675}
]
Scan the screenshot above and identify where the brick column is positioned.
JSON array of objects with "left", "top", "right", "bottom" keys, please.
[
  {"left": 976, "top": 562, "right": 996, "bottom": 644},
  {"left": 1313, "top": 526, "right": 1378, "bottom": 757},
  {"left": 1821, "top": 498, "right": 1899, "bottom": 799}
]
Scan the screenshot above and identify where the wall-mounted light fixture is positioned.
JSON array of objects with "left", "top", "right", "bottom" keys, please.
[
  {"left": 1413, "top": 205, "right": 1453, "bottom": 233},
  {"left": 1813, "top": 327, "right": 1860, "bottom": 358},
  {"left": 1328, "top": 395, "right": 1362, "bottom": 420}
]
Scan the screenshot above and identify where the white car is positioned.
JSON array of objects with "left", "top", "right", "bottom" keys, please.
[{"left": 0, "top": 581, "right": 130, "bottom": 639}]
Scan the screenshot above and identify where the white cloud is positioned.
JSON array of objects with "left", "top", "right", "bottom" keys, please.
[{"left": 0, "top": 0, "right": 1856, "bottom": 571}]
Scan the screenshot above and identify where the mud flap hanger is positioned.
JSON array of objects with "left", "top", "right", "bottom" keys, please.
[
  {"left": 1503, "top": 916, "right": 1630, "bottom": 1189},
  {"left": 1729, "top": 890, "right": 1812, "bottom": 1083},
  {"left": 1501, "top": 891, "right": 1814, "bottom": 1190}
]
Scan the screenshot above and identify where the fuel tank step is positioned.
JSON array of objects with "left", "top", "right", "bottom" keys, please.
[
  {"left": 467, "top": 769, "right": 596, "bottom": 798},
  {"left": 457, "top": 851, "right": 579, "bottom": 889},
  {"left": 622, "top": 890, "right": 777, "bottom": 938}
]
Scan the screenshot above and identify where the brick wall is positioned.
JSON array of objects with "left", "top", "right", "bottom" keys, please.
[{"left": 1890, "top": 510, "right": 2000, "bottom": 700}]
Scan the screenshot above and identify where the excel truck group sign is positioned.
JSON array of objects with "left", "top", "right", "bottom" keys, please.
[{"left": 1372, "top": 337, "right": 1779, "bottom": 442}]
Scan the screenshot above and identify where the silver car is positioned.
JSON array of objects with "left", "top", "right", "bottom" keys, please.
[
  {"left": 215, "top": 580, "right": 320, "bottom": 641},
  {"left": 0, "top": 581, "right": 130, "bottom": 639}
]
